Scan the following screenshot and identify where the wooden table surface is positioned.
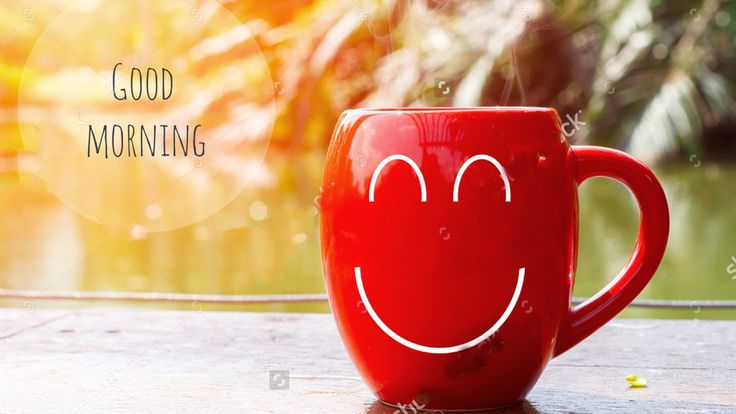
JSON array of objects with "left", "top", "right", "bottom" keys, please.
[{"left": 0, "top": 308, "right": 734, "bottom": 413}]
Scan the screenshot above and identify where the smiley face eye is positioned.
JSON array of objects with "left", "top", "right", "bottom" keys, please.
[
  {"left": 453, "top": 154, "right": 511, "bottom": 203},
  {"left": 369, "top": 154, "right": 427, "bottom": 202}
]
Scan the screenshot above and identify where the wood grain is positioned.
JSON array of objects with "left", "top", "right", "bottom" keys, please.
[{"left": 0, "top": 308, "right": 734, "bottom": 413}]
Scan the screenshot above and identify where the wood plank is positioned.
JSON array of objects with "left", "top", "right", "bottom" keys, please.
[
  {"left": 0, "top": 309, "right": 734, "bottom": 413},
  {"left": 0, "top": 306, "right": 71, "bottom": 340}
]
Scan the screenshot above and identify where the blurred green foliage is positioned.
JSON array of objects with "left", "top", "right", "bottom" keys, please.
[
  {"left": 1, "top": 1, "right": 735, "bottom": 316},
  {"left": 2, "top": 0, "right": 735, "bottom": 159},
  {"left": 234, "top": 0, "right": 736, "bottom": 161}
]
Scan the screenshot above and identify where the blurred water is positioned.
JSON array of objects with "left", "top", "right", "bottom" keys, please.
[{"left": 1, "top": 154, "right": 735, "bottom": 319}]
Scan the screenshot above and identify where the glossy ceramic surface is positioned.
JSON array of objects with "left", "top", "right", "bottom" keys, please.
[{"left": 320, "top": 107, "right": 669, "bottom": 410}]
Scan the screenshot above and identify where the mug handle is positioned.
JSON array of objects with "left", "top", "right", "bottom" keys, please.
[{"left": 553, "top": 145, "right": 670, "bottom": 357}]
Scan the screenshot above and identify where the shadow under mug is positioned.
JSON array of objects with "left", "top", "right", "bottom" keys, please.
[{"left": 320, "top": 107, "right": 669, "bottom": 410}]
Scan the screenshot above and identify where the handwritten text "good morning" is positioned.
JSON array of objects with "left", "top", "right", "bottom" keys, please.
[{"left": 87, "top": 63, "right": 205, "bottom": 158}]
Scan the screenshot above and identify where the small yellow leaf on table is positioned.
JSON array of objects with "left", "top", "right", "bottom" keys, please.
[{"left": 625, "top": 374, "right": 648, "bottom": 388}]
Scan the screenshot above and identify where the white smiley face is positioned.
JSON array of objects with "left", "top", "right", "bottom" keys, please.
[{"left": 355, "top": 153, "right": 525, "bottom": 354}]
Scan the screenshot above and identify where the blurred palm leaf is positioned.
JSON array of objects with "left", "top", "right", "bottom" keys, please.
[
  {"left": 125, "top": 0, "right": 736, "bottom": 161},
  {"left": 626, "top": 69, "right": 701, "bottom": 161}
]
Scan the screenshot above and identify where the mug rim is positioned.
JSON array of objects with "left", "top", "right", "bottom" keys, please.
[{"left": 343, "top": 106, "right": 557, "bottom": 115}]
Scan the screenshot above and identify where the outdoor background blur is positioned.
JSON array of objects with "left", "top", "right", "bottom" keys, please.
[{"left": 1, "top": 0, "right": 735, "bottom": 318}]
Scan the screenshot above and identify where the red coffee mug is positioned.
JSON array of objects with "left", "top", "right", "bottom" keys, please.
[{"left": 320, "top": 107, "right": 669, "bottom": 410}]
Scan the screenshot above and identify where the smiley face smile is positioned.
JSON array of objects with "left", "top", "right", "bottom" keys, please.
[{"left": 355, "top": 153, "right": 525, "bottom": 355}]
